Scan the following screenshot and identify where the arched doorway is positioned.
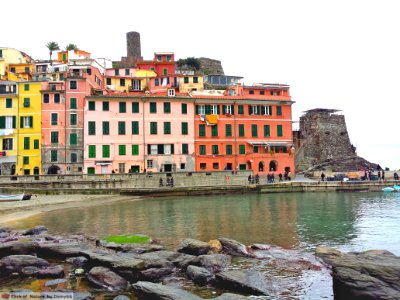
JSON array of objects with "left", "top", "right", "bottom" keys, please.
[
  {"left": 269, "top": 160, "right": 278, "bottom": 172},
  {"left": 11, "top": 164, "right": 16, "bottom": 175},
  {"left": 48, "top": 165, "right": 60, "bottom": 174},
  {"left": 258, "top": 161, "right": 264, "bottom": 172}
]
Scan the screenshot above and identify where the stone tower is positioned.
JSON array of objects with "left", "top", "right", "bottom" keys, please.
[
  {"left": 295, "top": 108, "right": 376, "bottom": 172},
  {"left": 126, "top": 31, "right": 141, "bottom": 63}
]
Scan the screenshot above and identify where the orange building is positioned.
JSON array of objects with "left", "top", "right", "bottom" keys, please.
[{"left": 194, "top": 83, "right": 295, "bottom": 176}]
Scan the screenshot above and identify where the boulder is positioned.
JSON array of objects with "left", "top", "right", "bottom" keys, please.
[
  {"left": 215, "top": 270, "right": 270, "bottom": 296},
  {"left": 198, "top": 254, "right": 230, "bottom": 273},
  {"left": 139, "top": 267, "right": 175, "bottom": 281},
  {"left": 132, "top": 281, "right": 203, "bottom": 300},
  {"left": 37, "top": 265, "right": 64, "bottom": 278},
  {"left": 186, "top": 265, "right": 214, "bottom": 285},
  {"left": 208, "top": 239, "right": 222, "bottom": 253},
  {"left": 80, "top": 249, "right": 145, "bottom": 271},
  {"left": 172, "top": 253, "right": 199, "bottom": 269},
  {"left": 0, "top": 255, "right": 49, "bottom": 274},
  {"left": 87, "top": 266, "right": 128, "bottom": 291},
  {"left": 136, "top": 251, "right": 181, "bottom": 269},
  {"left": 103, "top": 242, "right": 164, "bottom": 254},
  {"left": 22, "top": 226, "right": 48, "bottom": 236},
  {"left": 177, "top": 239, "right": 211, "bottom": 256},
  {"left": 36, "top": 242, "right": 85, "bottom": 258},
  {"left": 218, "top": 238, "right": 254, "bottom": 258},
  {"left": 66, "top": 256, "right": 88, "bottom": 268},
  {"left": 317, "top": 248, "right": 400, "bottom": 300}
]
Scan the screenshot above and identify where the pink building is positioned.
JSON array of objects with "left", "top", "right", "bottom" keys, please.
[{"left": 84, "top": 92, "right": 195, "bottom": 174}]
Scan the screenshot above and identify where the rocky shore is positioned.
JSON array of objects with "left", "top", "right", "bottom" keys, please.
[{"left": 1, "top": 226, "right": 399, "bottom": 299}]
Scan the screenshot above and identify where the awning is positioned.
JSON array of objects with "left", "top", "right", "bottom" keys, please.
[
  {"left": 247, "top": 141, "right": 290, "bottom": 147},
  {"left": 95, "top": 161, "right": 112, "bottom": 166},
  {"left": 0, "top": 129, "right": 14, "bottom": 137}
]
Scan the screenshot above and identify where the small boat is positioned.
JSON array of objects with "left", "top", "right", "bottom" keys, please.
[
  {"left": 393, "top": 185, "right": 400, "bottom": 191},
  {"left": 382, "top": 187, "right": 395, "bottom": 192},
  {"left": 0, "top": 193, "right": 32, "bottom": 202}
]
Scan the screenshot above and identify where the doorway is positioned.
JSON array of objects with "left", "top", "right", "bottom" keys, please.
[{"left": 269, "top": 160, "right": 278, "bottom": 172}]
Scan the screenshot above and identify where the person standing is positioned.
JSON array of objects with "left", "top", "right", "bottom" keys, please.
[{"left": 321, "top": 172, "right": 325, "bottom": 182}]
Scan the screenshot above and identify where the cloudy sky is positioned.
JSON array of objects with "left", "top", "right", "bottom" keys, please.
[{"left": 4, "top": 0, "right": 399, "bottom": 170}]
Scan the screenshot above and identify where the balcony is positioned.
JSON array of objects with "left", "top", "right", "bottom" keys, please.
[
  {"left": 41, "top": 83, "right": 65, "bottom": 93},
  {"left": 0, "top": 84, "right": 18, "bottom": 95},
  {"left": 66, "top": 70, "right": 88, "bottom": 79}
]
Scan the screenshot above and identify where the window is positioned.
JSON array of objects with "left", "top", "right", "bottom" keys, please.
[
  {"left": 223, "top": 105, "right": 234, "bottom": 114},
  {"left": 226, "top": 144, "right": 232, "bottom": 155},
  {"left": 199, "top": 124, "right": 206, "bottom": 137},
  {"left": 239, "top": 124, "right": 245, "bottom": 137},
  {"left": 51, "top": 150, "right": 58, "bottom": 162},
  {"left": 147, "top": 160, "right": 153, "bottom": 168},
  {"left": 277, "top": 125, "right": 283, "bottom": 137},
  {"left": 88, "top": 101, "right": 95, "bottom": 111},
  {"left": 23, "top": 98, "right": 30, "bottom": 107},
  {"left": 184, "top": 77, "right": 189, "bottom": 84},
  {"left": 54, "top": 94, "right": 60, "bottom": 103},
  {"left": 181, "top": 122, "right": 188, "bottom": 135},
  {"left": 211, "top": 125, "right": 218, "bottom": 137},
  {"left": 34, "top": 139, "right": 39, "bottom": 149},
  {"left": 70, "top": 133, "right": 77, "bottom": 145},
  {"left": 166, "top": 55, "right": 171, "bottom": 62},
  {"left": 157, "top": 55, "right": 162, "bottom": 61},
  {"left": 51, "top": 131, "right": 59, "bottom": 144},
  {"left": 102, "top": 145, "right": 110, "bottom": 158},
  {"left": 6, "top": 98, "right": 12, "bottom": 108},
  {"left": 23, "top": 156, "right": 29, "bottom": 165},
  {"left": 150, "top": 122, "right": 157, "bottom": 134},
  {"left": 253, "top": 146, "right": 259, "bottom": 153},
  {"left": 249, "top": 105, "right": 259, "bottom": 115},
  {"left": 155, "top": 78, "right": 159, "bottom": 86},
  {"left": 131, "top": 121, "right": 139, "bottom": 135},
  {"left": 118, "top": 121, "right": 126, "bottom": 135},
  {"left": 164, "top": 102, "right": 171, "bottom": 113},
  {"left": 70, "top": 81, "right": 77, "bottom": 90},
  {"left": 132, "top": 102, "right": 139, "bottom": 113},
  {"left": 181, "top": 103, "right": 187, "bottom": 114},
  {"left": 102, "top": 121, "right": 109, "bottom": 135},
  {"left": 10, "top": 67, "right": 15, "bottom": 73},
  {"left": 0, "top": 49, "right": 2, "bottom": 58},
  {"left": 196, "top": 105, "right": 205, "bottom": 115},
  {"left": 2, "top": 138, "right": 13, "bottom": 150},
  {"left": 200, "top": 163, "right": 206, "bottom": 170},
  {"left": 43, "top": 94, "right": 49, "bottom": 103},
  {"left": 149, "top": 144, "right": 158, "bottom": 155},
  {"left": 20, "top": 116, "right": 33, "bottom": 128},
  {"left": 150, "top": 102, "right": 157, "bottom": 113},
  {"left": 88, "top": 145, "right": 96, "bottom": 158},
  {"left": 24, "top": 84, "right": 29, "bottom": 91},
  {"left": 71, "top": 153, "right": 77, "bottom": 163},
  {"left": 212, "top": 145, "right": 219, "bottom": 155},
  {"left": 120, "top": 79, "right": 125, "bottom": 86},
  {"left": 115, "top": 69, "right": 119, "bottom": 76},
  {"left": 225, "top": 124, "right": 232, "bottom": 137},
  {"left": 119, "top": 145, "right": 126, "bottom": 155},
  {"left": 213, "top": 162, "right": 219, "bottom": 170},
  {"left": 0, "top": 116, "right": 14, "bottom": 129},
  {"left": 260, "top": 90, "right": 265, "bottom": 95},
  {"left": 70, "top": 113, "right": 77, "bottom": 126},
  {"left": 238, "top": 105, "right": 244, "bottom": 115},
  {"left": 182, "top": 143, "right": 188, "bottom": 154},
  {"left": 119, "top": 102, "right": 126, "bottom": 113},
  {"left": 106, "top": 78, "right": 111, "bottom": 85},
  {"left": 249, "top": 90, "right": 254, "bottom": 95},
  {"left": 119, "top": 163, "right": 125, "bottom": 173},
  {"left": 199, "top": 145, "right": 206, "bottom": 155},
  {"left": 125, "top": 69, "right": 129, "bottom": 75},
  {"left": 163, "top": 68, "right": 167, "bottom": 76},
  {"left": 70, "top": 98, "right": 77, "bottom": 109},
  {"left": 239, "top": 144, "right": 246, "bottom": 154},
  {"left": 180, "top": 163, "right": 186, "bottom": 170},
  {"left": 193, "top": 76, "right": 198, "bottom": 83},
  {"left": 164, "top": 144, "right": 172, "bottom": 155},
  {"left": 88, "top": 121, "right": 96, "bottom": 135},
  {"left": 264, "top": 125, "right": 270, "bottom": 137},
  {"left": 251, "top": 124, "right": 258, "bottom": 137},
  {"left": 24, "top": 137, "right": 30, "bottom": 150},
  {"left": 132, "top": 144, "right": 139, "bottom": 155},
  {"left": 239, "top": 164, "right": 247, "bottom": 170},
  {"left": 276, "top": 105, "right": 282, "bottom": 116},
  {"left": 102, "top": 101, "right": 109, "bottom": 111},
  {"left": 164, "top": 122, "right": 171, "bottom": 134},
  {"left": 51, "top": 113, "right": 58, "bottom": 125},
  {"left": 263, "top": 106, "right": 272, "bottom": 115}
]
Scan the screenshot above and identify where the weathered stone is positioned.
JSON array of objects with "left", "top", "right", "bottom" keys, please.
[
  {"left": 45, "top": 278, "right": 67, "bottom": 287},
  {"left": 208, "top": 239, "right": 222, "bottom": 253},
  {"left": 0, "top": 227, "right": 10, "bottom": 233},
  {"left": 132, "top": 281, "right": 203, "bottom": 300},
  {"left": 214, "top": 293, "right": 250, "bottom": 299},
  {"left": 315, "top": 246, "right": 343, "bottom": 264},
  {"left": 103, "top": 242, "right": 164, "bottom": 254},
  {"left": 37, "top": 265, "right": 64, "bottom": 278},
  {"left": 218, "top": 238, "right": 254, "bottom": 257},
  {"left": 37, "top": 242, "right": 86, "bottom": 258},
  {"left": 80, "top": 249, "right": 145, "bottom": 271},
  {"left": 215, "top": 270, "right": 270, "bottom": 296},
  {"left": 186, "top": 265, "right": 214, "bottom": 285},
  {"left": 177, "top": 239, "right": 211, "bottom": 256},
  {"left": 198, "top": 254, "right": 230, "bottom": 273},
  {"left": 87, "top": 266, "right": 128, "bottom": 291},
  {"left": 66, "top": 256, "right": 88, "bottom": 267},
  {"left": 73, "top": 292, "right": 93, "bottom": 300},
  {"left": 0, "top": 255, "right": 49, "bottom": 274},
  {"left": 21, "top": 266, "right": 40, "bottom": 276},
  {"left": 136, "top": 251, "right": 180, "bottom": 269},
  {"left": 172, "top": 253, "right": 199, "bottom": 269},
  {"left": 22, "top": 226, "right": 48, "bottom": 236},
  {"left": 139, "top": 267, "right": 174, "bottom": 281},
  {"left": 317, "top": 249, "right": 400, "bottom": 300}
]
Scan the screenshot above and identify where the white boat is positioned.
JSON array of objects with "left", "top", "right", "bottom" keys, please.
[
  {"left": 382, "top": 187, "right": 395, "bottom": 192},
  {"left": 393, "top": 185, "right": 400, "bottom": 191},
  {"left": 0, "top": 193, "right": 30, "bottom": 202}
]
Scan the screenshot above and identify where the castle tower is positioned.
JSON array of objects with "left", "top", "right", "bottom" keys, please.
[{"left": 126, "top": 31, "right": 141, "bottom": 64}]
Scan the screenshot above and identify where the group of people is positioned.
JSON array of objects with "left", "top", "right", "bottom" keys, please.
[
  {"left": 248, "top": 174, "right": 260, "bottom": 184},
  {"left": 362, "top": 169, "right": 385, "bottom": 181},
  {"left": 159, "top": 177, "right": 174, "bottom": 187},
  {"left": 248, "top": 171, "right": 292, "bottom": 184}
]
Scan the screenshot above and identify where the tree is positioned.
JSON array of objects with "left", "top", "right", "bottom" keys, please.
[
  {"left": 46, "top": 41, "right": 60, "bottom": 64},
  {"left": 176, "top": 57, "right": 201, "bottom": 70},
  {"left": 65, "top": 43, "right": 79, "bottom": 51}
]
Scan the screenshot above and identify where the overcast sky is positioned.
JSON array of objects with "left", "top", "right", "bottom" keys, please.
[{"left": 3, "top": 0, "right": 399, "bottom": 170}]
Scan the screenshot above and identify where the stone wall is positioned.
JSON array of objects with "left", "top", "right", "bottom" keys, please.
[{"left": 199, "top": 57, "right": 224, "bottom": 75}]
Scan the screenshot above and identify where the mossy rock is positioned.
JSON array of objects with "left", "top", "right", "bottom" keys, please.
[{"left": 102, "top": 234, "right": 151, "bottom": 244}]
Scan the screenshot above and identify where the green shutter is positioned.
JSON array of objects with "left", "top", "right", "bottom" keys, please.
[
  {"left": 150, "top": 102, "right": 157, "bottom": 113},
  {"left": 251, "top": 124, "right": 258, "bottom": 137},
  {"left": 181, "top": 103, "right": 187, "bottom": 114},
  {"left": 102, "top": 121, "right": 109, "bottom": 135},
  {"left": 89, "top": 145, "right": 96, "bottom": 158},
  {"left": 102, "top": 145, "right": 110, "bottom": 158},
  {"left": 70, "top": 133, "right": 77, "bottom": 145},
  {"left": 88, "top": 101, "right": 95, "bottom": 111},
  {"left": 132, "top": 144, "right": 139, "bottom": 155},
  {"left": 132, "top": 102, "right": 139, "bottom": 113},
  {"left": 277, "top": 105, "right": 282, "bottom": 116},
  {"left": 199, "top": 124, "right": 206, "bottom": 137},
  {"left": 23, "top": 156, "right": 29, "bottom": 164},
  {"left": 51, "top": 150, "right": 57, "bottom": 162},
  {"left": 239, "top": 144, "right": 245, "bottom": 154},
  {"left": 253, "top": 146, "right": 259, "bottom": 153},
  {"left": 119, "top": 145, "right": 126, "bottom": 155},
  {"left": 24, "top": 84, "right": 29, "bottom": 91},
  {"left": 277, "top": 125, "right": 283, "bottom": 137},
  {"left": 132, "top": 121, "right": 139, "bottom": 134},
  {"left": 0, "top": 116, "right": 5, "bottom": 129},
  {"left": 119, "top": 102, "right": 126, "bottom": 113},
  {"left": 29, "top": 116, "right": 33, "bottom": 128},
  {"left": 24, "top": 137, "right": 30, "bottom": 150},
  {"left": 225, "top": 124, "right": 232, "bottom": 137},
  {"left": 150, "top": 122, "right": 157, "bottom": 134},
  {"left": 70, "top": 98, "right": 77, "bottom": 109},
  {"left": 164, "top": 102, "right": 171, "bottom": 113},
  {"left": 248, "top": 105, "right": 253, "bottom": 115},
  {"left": 211, "top": 125, "right": 218, "bottom": 137},
  {"left": 182, "top": 122, "right": 188, "bottom": 135},
  {"left": 88, "top": 121, "right": 96, "bottom": 135},
  {"left": 199, "top": 145, "right": 206, "bottom": 155},
  {"left": 238, "top": 105, "right": 244, "bottom": 114},
  {"left": 103, "top": 101, "right": 109, "bottom": 111},
  {"left": 182, "top": 143, "right": 188, "bottom": 154},
  {"left": 12, "top": 116, "right": 16, "bottom": 128},
  {"left": 23, "top": 98, "right": 30, "bottom": 107},
  {"left": 226, "top": 144, "right": 232, "bottom": 155},
  {"left": 34, "top": 139, "right": 39, "bottom": 149},
  {"left": 264, "top": 125, "right": 270, "bottom": 137},
  {"left": 164, "top": 122, "right": 171, "bottom": 134},
  {"left": 118, "top": 121, "right": 126, "bottom": 135},
  {"left": 239, "top": 124, "right": 245, "bottom": 137},
  {"left": 70, "top": 113, "right": 77, "bottom": 125},
  {"left": 212, "top": 145, "right": 219, "bottom": 155}
]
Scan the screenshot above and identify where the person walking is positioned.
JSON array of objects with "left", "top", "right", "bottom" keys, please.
[{"left": 321, "top": 172, "right": 325, "bottom": 182}]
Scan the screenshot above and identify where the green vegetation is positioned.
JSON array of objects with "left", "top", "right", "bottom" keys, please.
[
  {"left": 102, "top": 234, "right": 151, "bottom": 244},
  {"left": 46, "top": 41, "right": 60, "bottom": 63},
  {"left": 65, "top": 43, "right": 79, "bottom": 51},
  {"left": 176, "top": 57, "right": 201, "bottom": 70}
]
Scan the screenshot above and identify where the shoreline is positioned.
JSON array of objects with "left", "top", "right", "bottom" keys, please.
[{"left": 0, "top": 194, "right": 140, "bottom": 225}]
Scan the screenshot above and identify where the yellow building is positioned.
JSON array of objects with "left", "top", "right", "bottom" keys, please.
[
  {"left": 16, "top": 81, "right": 42, "bottom": 175},
  {"left": 105, "top": 68, "right": 156, "bottom": 92},
  {"left": 0, "top": 81, "right": 19, "bottom": 175},
  {"left": 178, "top": 74, "right": 204, "bottom": 93},
  {"left": 0, "top": 48, "right": 34, "bottom": 81}
]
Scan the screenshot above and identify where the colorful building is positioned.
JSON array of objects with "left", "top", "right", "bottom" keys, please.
[
  {"left": 104, "top": 68, "right": 156, "bottom": 92},
  {"left": 0, "top": 47, "right": 34, "bottom": 81}
]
